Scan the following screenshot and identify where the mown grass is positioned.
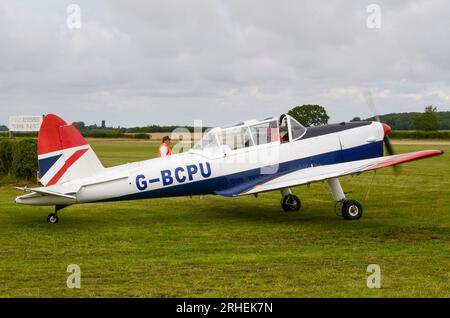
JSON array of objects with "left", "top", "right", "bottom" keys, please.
[{"left": 0, "top": 140, "right": 449, "bottom": 297}]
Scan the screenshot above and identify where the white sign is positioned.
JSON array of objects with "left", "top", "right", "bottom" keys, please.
[{"left": 9, "top": 115, "right": 43, "bottom": 132}]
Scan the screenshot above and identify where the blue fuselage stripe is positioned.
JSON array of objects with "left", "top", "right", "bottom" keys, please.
[{"left": 100, "top": 141, "right": 383, "bottom": 202}]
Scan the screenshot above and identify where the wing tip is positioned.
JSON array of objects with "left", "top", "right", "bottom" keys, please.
[{"left": 426, "top": 149, "right": 444, "bottom": 157}]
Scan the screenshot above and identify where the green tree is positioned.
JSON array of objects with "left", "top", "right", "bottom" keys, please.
[
  {"left": 414, "top": 106, "right": 440, "bottom": 131},
  {"left": 288, "top": 104, "right": 330, "bottom": 127},
  {"left": 72, "top": 121, "right": 86, "bottom": 131},
  {"left": 425, "top": 105, "right": 437, "bottom": 113}
]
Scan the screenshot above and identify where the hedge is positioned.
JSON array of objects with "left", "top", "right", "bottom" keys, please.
[
  {"left": 1, "top": 131, "right": 150, "bottom": 140},
  {"left": 81, "top": 130, "right": 149, "bottom": 139},
  {"left": 0, "top": 139, "right": 13, "bottom": 174},
  {"left": 0, "top": 138, "right": 38, "bottom": 180},
  {"left": 1, "top": 132, "right": 38, "bottom": 137},
  {"left": 131, "top": 133, "right": 151, "bottom": 140},
  {"left": 390, "top": 130, "right": 450, "bottom": 140}
]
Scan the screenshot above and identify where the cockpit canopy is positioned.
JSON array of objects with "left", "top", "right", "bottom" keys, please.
[
  {"left": 193, "top": 114, "right": 306, "bottom": 152},
  {"left": 279, "top": 113, "right": 307, "bottom": 140}
]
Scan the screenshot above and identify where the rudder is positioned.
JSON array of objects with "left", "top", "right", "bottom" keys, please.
[{"left": 38, "top": 114, "right": 104, "bottom": 186}]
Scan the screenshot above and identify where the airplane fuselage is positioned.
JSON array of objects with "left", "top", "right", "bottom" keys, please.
[{"left": 17, "top": 121, "right": 384, "bottom": 206}]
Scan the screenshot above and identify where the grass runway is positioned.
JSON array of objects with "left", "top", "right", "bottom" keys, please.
[{"left": 0, "top": 140, "right": 449, "bottom": 297}]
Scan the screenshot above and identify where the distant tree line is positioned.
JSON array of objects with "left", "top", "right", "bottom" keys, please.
[
  {"left": 288, "top": 104, "right": 448, "bottom": 132},
  {"left": 364, "top": 106, "right": 448, "bottom": 130},
  {"left": 0, "top": 122, "right": 207, "bottom": 134},
  {"left": 72, "top": 121, "right": 208, "bottom": 133}
]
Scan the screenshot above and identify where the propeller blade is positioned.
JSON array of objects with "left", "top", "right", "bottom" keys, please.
[
  {"left": 363, "top": 90, "right": 381, "bottom": 122},
  {"left": 383, "top": 135, "right": 401, "bottom": 174},
  {"left": 383, "top": 136, "right": 395, "bottom": 155},
  {"left": 363, "top": 89, "right": 400, "bottom": 174}
]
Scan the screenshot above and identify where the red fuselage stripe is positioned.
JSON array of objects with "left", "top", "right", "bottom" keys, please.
[{"left": 46, "top": 148, "right": 89, "bottom": 186}]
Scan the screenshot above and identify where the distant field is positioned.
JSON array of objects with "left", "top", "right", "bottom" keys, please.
[{"left": 0, "top": 140, "right": 449, "bottom": 297}]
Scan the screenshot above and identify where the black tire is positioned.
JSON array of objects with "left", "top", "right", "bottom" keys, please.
[
  {"left": 341, "top": 200, "right": 363, "bottom": 220},
  {"left": 281, "top": 194, "right": 301, "bottom": 212},
  {"left": 47, "top": 213, "right": 59, "bottom": 224}
]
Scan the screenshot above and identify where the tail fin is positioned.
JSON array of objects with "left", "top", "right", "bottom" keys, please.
[{"left": 38, "top": 114, "right": 104, "bottom": 186}]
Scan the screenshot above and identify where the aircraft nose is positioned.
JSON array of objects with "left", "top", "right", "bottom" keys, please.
[{"left": 382, "top": 123, "right": 391, "bottom": 136}]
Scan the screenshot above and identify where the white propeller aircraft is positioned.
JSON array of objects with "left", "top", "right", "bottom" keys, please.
[{"left": 15, "top": 113, "right": 443, "bottom": 223}]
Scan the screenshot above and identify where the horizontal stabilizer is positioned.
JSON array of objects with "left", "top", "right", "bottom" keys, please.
[{"left": 15, "top": 187, "right": 77, "bottom": 200}]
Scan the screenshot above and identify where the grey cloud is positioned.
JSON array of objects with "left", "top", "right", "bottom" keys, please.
[{"left": 0, "top": 0, "right": 449, "bottom": 127}]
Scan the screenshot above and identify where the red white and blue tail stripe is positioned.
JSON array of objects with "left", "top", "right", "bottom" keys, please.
[{"left": 38, "top": 114, "right": 104, "bottom": 186}]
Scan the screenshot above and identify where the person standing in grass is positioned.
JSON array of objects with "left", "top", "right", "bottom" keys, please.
[{"left": 158, "top": 136, "right": 172, "bottom": 157}]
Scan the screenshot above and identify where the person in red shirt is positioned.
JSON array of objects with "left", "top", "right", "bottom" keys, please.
[{"left": 158, "top": 136, "right": 172, "bottom": 157}]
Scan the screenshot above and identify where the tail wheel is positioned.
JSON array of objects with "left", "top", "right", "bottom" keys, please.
[
  {"left": 47, "top": 213, "right": 59, "bottom": 224},
  {"left": 341, "top": 200, "right": 363, "bottom": 220},
  {"left": 281, "top": 194, "right": 301, "bottom": 212}
]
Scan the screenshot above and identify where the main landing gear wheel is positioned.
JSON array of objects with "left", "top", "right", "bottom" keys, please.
[
  {"left": 47, "top": 213, "right": 59, "bottom": 224},
  {"left": 281, "top": 194, "right": 301, "bottom": 212},
  {"left": 341, "top": 199, "right": 363, "bottom": 220}
]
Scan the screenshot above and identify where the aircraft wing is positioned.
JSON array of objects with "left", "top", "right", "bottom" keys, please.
[{"left": 229, "top": 149, "right": 443, "bottom": 196}]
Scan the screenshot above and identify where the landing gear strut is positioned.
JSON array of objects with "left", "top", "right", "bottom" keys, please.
[
  {"left": 327, "top": 178, "right": 363, "bottom": 220},
  {"left": 280, "top": 188, "right": 301, "bottom": 212},
  {"left": 47, "top": 205, "right": 67, "bottom": 224}
]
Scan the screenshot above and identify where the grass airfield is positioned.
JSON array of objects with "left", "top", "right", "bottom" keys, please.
[{"left": 0, "top": 140, "right": 449, "bottom": 297}]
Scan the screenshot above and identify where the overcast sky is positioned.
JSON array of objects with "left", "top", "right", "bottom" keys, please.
[{"left": 1, "top": 0, "right": 449, "bottom": 127}]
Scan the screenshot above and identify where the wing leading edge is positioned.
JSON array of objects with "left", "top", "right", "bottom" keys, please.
[{"left": 236, "top": 149, "right": 444, "bottom": 196}]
